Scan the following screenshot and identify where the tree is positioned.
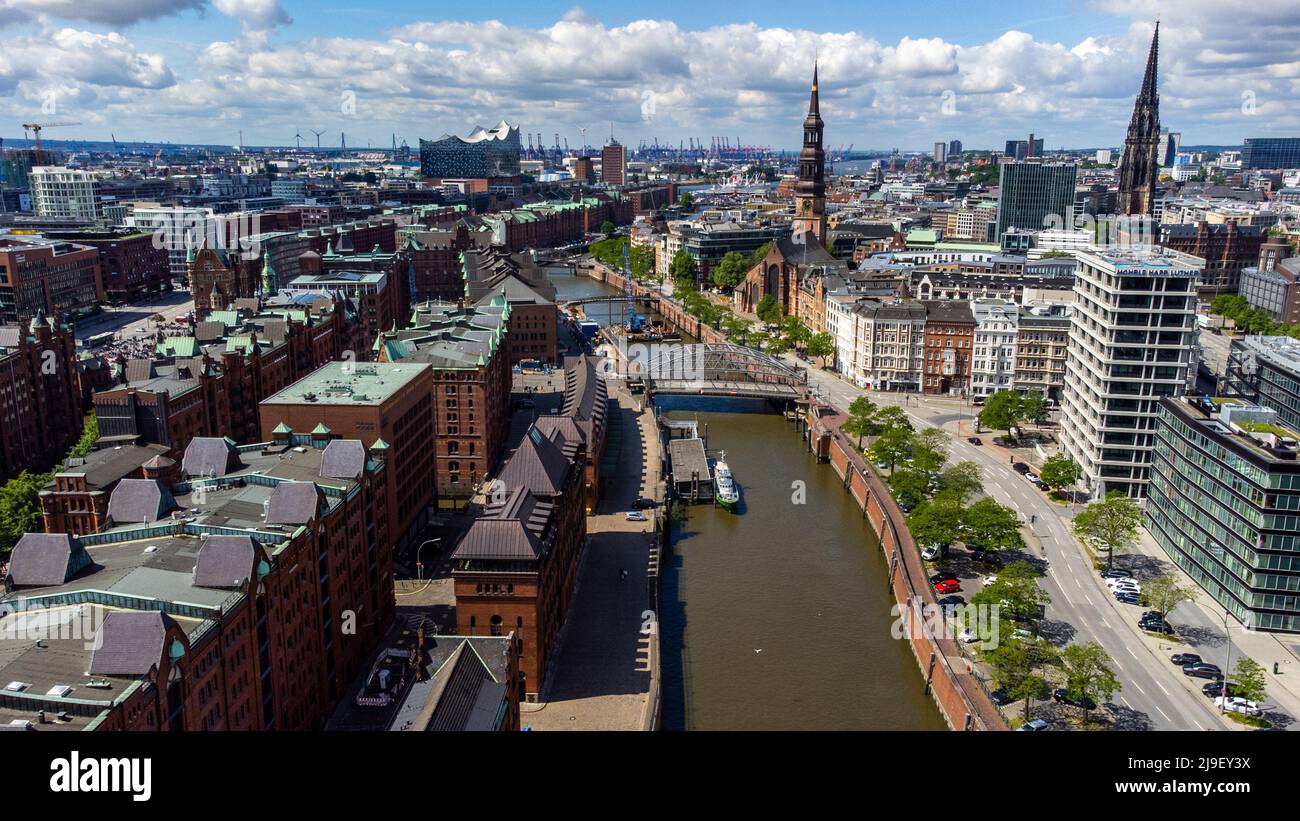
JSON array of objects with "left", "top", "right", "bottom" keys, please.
[
  {"left": 962, "top": 497, "right": 1025, "bottom": 552},
  {"left": 747, "top": 241, "right": 774, "bottom": 270},
  {"left": 1072, "top": 491, "right": 1142, "bottom": 569},
  {"left": 599, "top": 220, "right": 616, "bottom": 237},
  {"left": 806, "top": 332, "right": 834, "bottom": 364},
  {"left": 887, "top": 468, "right": 930, "bottom": 510},
  {"left": 907, "top": 498, "right": 966, "bottom": 550},
  {"left": 1038, "top": 454, "right": 1082, "bottom": 499},
  {"left": 1140, "top": 574, "right": 1197, "bottom": 617},
  {"left": 756, "top": 294, "right": 783, "bottom": 325},
  {"left": 986, "top": 637, "right": 1058, "bottom": 721},
  {"left": 909, "top": 427, "right": 950, "bottom": 480},
  {"left": 872, "top": 405, "right": 912, "bottom": 435},
  {"left": 0, "top": 470, "right": 51, "bottom": 555},
  {"left": 973, "top": 560, "right": 1050, "bottom": 623},
  {"left": 780, "top": 315, "right": 811, "bottom": 347},
  {"left": 678, "top": 192, "right": 694, "bottom": 210},
  {"left": 978, "top": 390, "right": 1024, "bottom": 441},
  {"left": 67, "top": 413, "right": 99, "bottom": 461},
  {"left": 844, "top": 396, "right": 879, "bottom": 449},
  {"left": 1059, "top": 642, "right": 1122, "bottom": 721},
  {"left": 669, "top": 249, "right": 697, "bottom": 289},
  {"left": 629, "top": 243, "right": 656, "bottom": 282},
  {"left": 1231, "top": 658, "right": 1267, "bottom": 704},
  {"left": 1021, "top": 390, "right": 1050, "bottom": 427},
  {"left": 710, "top": 251, "right": 750, "bottom": 290},
  {"left": 935, "top": 460, "right": 982, "bottom": 503},
  {"left": 869, "top": 426, "right": 912, "bottom": 471}
]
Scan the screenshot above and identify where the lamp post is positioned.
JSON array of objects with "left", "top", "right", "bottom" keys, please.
[
  {"left": 1219, "top": 608, "right": 1233, "bottom": 713},
  {"left": 416, "top": 538, "right": 441, "bottom": 581}
]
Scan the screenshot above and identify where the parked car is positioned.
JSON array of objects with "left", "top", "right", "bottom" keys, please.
[
  {"left": 1171, "top": 653, "right": 1202, "bottom": 666},
  {"left": 1013, "top": 462, "right": 1031, "bottom": 475},
  {"left": 921, "top": 544, "right": 942, "bottom": 561},
  {"left": 632, "top": 497, "right": 657, "bottom": 509},
  {"left": 1025, "top": 472, "right": 1040, "bottom": 483},
  {"left": 937, "top": 595, "right": 965, "bottom": 614},
  {"left": 1052, "top": 688, "right": 1097, "bottom": 710},
  {"left": 1033, "top": 480, "right": 1050, "bottom": 491},
  {"left": 1016, "top": 718, "right": 1050, "bottom": 732},
  {"left": 958, "top": 627, "right": 981, "bottom": 644},
  {"left": 1202, "top": 682, "right": 1245, "bottom": 699},
  {"left": 982, "top": 574, "right": 999, "bottom": 586},
  {"left": 989, "top": 689, "right": 1012, "bottom": 706},
  {"left": 1140, "top": 611, "right": 1164, "bottom": 622},
  {"left": 1183, "top": 663, "right": 1224, "bottom": 681},
  {"left": 934, "top": 579, "right": 961, "bottom": 594},
  {"left": 967, "top": 437, "right": 982, "bottom": 445},
  {"left": 1114, "top": 592, "right": 1141, "bottom": 605},
  {"left": 624, "top": 511, "right": 648, "bottom": 522},
  {"left": 969, "top": 549, "right": 1004, "bottom": 566},
  {"left": 930, "top": 572, "right": 959, "bottom": 584},
  {"left": 1214, "top": 696, "right": 1262, "bottom": 717},
  {"left": 1100, "top": 569, "right": 1133, "bottom": 579}
]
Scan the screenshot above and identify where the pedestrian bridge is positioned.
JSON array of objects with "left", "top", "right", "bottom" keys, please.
[{"left": 638, "top": 342, "right": 807, "bottom": 400}]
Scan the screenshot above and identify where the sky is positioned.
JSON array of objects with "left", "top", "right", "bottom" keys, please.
[{"left": 1, "top": 0, "right": 1298, "bottom": 152}]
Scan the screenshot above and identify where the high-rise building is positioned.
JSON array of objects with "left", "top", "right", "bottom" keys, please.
[
  {"left": 995, "top": 160, "right": 1078, "bottom": 237},
  {"left": 933, "top": 142, "right": 947, "bottom": 164},
  {"left": 1059, "top": 247, "right": 1202, "bottom": 498},
  {"left": 1147, "top": 396, "right": 1300, "bottom": 633},
  {"left": 1004, "top": 138, "right": 1043, "bottom": 161},
  {"left": 1118, "top": 23, "right": 1162, "bottom": 216},
  {"left": 419, "top": 121, "right": 521, "bottom": 179},
  {"left": 1157, "top": 129, "right": 1181, "bottom": 166},
  {"left": 600, "top": 140, "right": 626, "bottom": 186},
  {"left": 793, "top": 63, "right": 827, "bottom": 248},
  {"left": 29, "top": 166, "right": 99, "bottom": 222},
  {"left": 948, "top": 139, "right": 963, "bottom": 158},
  {"left": 1227, "top": 335, "right": 1300, "bottom": 431},
  {"left": 1242, "top": 137, "right": 1300, "bottom": 170}
]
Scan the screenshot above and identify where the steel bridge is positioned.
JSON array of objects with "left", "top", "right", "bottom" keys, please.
[{"left": 637, "top": 342, "right": 807, "bottom": 400}]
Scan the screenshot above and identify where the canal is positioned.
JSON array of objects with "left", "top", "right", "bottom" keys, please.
[{"left": 551, "top": 272, "right": 945, "bottom": 730}]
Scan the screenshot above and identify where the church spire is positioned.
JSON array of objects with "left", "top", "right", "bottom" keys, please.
[
  {"left": 809, "top": 62, "right": 820, "bottom": 117},
  {"left": 1139, "top": 21, "right": 1159, "bottom": 105},
  {"left": 1118, "top": 23, "right": 1162, "bottom": 217}
]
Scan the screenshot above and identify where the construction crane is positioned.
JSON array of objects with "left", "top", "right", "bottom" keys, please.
[{"left": 20, "top": 122, "right": 81, "bottom": 151}]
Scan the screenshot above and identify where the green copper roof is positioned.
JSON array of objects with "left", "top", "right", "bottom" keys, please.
[
  {"left": 157, "top": 336, "right": 199, "bottom": 358},
  {"left": 311, "top": 423, "right": 332, "bottom": 435},
  {"left": 371, "top": 437, "right": 389, "bottom": 450},
  {"left": 272, "top": 421, "right": 292, "bottom": 434}
]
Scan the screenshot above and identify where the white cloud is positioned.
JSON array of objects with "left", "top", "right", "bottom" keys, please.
[
  {"left": 0, "top": 0, "right": 205, "bottom": 27},
  {"left": 212, "top": 0, "right": 291, "bottom": 31}
]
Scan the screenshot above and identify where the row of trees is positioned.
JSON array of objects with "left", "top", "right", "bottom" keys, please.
[
  {"left": 588, "top": 237, "right": 655, "bottom": 283},
  {"left": 1209, "top": 293, "right": 1300, "bottom": 338},
  {"left": 709, "top": 241, "right": 773, "bottom": 291},
  {"left": 0, "top": 413, "right": 99, "bottom": 555}
]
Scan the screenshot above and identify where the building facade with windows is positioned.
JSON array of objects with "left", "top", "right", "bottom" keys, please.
[
  {"left": 1147, "top": 396, "right": 1300, "bottom": 633},
  {"left": 1226, "top": 335, "right": 1300, "bottom": 431},
  {"left": 995, "top": 160, "right": 1078, "bottom": 237}
]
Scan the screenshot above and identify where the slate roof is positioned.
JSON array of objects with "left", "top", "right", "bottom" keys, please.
[
  {"left": 106, "top": 479, "right": 175, "bottom": 525},
  {"left": 88, "top": 611, "right": 173, "bottom": 676},
  {"left": 265, "top": 481, "right": 323, "bottom": 525},
  {"left": 192, "top": 535, "right": 258, "bottom": 589},
  {"left": 496, "top": 425, "right": 569, "bottom": 497},
  {"left": 6, "top": 534, "right": 91, "bottom": 588},
  {"left": 320, "top": 439, "right": 367, "bottom": 480},
  {"left": 182, "top": 437, "right": 241, "bottom": 479},
  {"left": 453, "top": 519, "right": 541, "bottom": 561}
]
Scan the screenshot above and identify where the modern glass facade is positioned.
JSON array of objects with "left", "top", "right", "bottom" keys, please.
[
  {"left": 1226, "top": 336, "right": 1300, "bottom": 432},
  {"left": 419, "top": 122, "right": 521, "bottom": 179},
  {"left": 1242, "top": 138, "right": 1300, "bottom": 170},
  {"left": 1147, "top": 397, "right": 1300, "bottom": 633},
  {"left": 995, "top": 160, "right": 1077, "bottom": 236}
]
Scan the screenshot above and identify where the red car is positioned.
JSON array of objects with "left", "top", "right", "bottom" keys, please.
[{"left": 934, "top": 579, "right": 961, "bottom": 594}]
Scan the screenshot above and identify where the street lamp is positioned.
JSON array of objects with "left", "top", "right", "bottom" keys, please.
[
  {"left": 1219, "top": 608, "right": 1233, "bottom": 713},
  {"left": 416, "top": 538, "right": 441, "bottom": 581}
]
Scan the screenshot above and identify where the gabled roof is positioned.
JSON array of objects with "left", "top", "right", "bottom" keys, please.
[
  {"left": 496, "top": 425, "right": 570, "bottom": 497},
  {"left": 106, "top": 479, "right": 175, "bottom": 525},
  {"left": 89, "top": 611, "right": 175, "bottom": 676},
  {"left": 182, "top": 437, "right": 241, "bottom": 479},
  {"left": 320, "top": 439, "right": 366, "bottom": 480},
  {"left": 453, "top": 518, "right": 541, "bottom": 561},
  {"left": 193, "top": 535, "right": 258, "bottom": 589},
  {"left": 265, "top": 481, "right": 324, "bottom": 525},
  {"left": 6, "top": 534, "right": 91, "bottom": 588}
]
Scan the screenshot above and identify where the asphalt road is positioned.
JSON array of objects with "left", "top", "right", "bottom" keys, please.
[{"left": 794, "top": 360, "right": 1229, "bottom": 731}]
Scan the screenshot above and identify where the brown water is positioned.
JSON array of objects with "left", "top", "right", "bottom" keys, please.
[
  {"left": 552, "top": 273, "right": 944, "bottom": 730},
  {"left": 658, "top": 401, "right": 947, "bottom": 731}
]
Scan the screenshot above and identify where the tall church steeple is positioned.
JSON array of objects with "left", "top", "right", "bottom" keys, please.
[
  {"left": 793, "top": 63, "right": 827, "bottom": 247},
  {"left": 1118, "top": 23, "right": 1161, "bottom": 217}
]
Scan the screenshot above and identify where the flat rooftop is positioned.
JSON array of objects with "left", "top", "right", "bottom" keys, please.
[{"left": 261, "top": 361, "right": 428, "bottom": 406}]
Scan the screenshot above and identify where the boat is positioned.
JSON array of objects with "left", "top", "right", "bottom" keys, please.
[{"left": 713, "top": 452, "right": 740, "bottom": 512}]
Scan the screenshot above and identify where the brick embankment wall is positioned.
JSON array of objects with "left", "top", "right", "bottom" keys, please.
[{"left": 816, "top": 412, "right": 1008, "bottom": 731}]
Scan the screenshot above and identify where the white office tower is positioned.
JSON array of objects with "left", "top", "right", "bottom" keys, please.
[{"left": 1059, "top": 247, "right": 1203, "bottom": 499}]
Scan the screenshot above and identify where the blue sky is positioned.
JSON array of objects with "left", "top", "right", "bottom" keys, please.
[{"left": 1, "top": 0, "right": 1297, "bottom": 150}]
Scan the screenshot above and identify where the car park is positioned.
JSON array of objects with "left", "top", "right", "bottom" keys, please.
[
  {"left": 934, "top": 579, "right": 961, "bottom": 594},
  {"left": 1171, "top": 653, "right": 1202, "bottom": 666},
  {"left": 1182, "top": 663, "right": 1224, "bottom": 681},
  {"left": 1016, "top": 718, "right": 1050, "bottom": 732},
  {"left": 1051, "top": 689, "right": 1097, "bottom": 710}
]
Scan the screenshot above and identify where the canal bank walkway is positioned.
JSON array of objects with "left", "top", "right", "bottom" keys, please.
[{"left": 523, "top": 382, "right": 662, "bottom": 730}]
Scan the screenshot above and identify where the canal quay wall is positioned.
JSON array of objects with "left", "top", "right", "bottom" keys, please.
[
  {"left": 807, "top": 407, "right": 1008, "bottom": 731},
  {"left": 575, "top": 262, "right": 729, "bottom": 344}
]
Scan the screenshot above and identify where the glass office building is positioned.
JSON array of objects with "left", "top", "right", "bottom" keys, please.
[
  {"left": 1242, "top": 137, "right": 1300, "bottom": 170},
  {"left": 1147, "top": 396, "right": 1300, "bottom": 633},
  {"left": 1227, "top": 335, "right": 1300, "bottom": 431},
  {"left": 995, "top": 160, "right": 1077, "bottom": 237}
]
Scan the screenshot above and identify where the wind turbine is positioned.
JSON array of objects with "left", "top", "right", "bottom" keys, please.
[
  {"left": 294, "top": 128, "right": 303, "bottom": 150},
  {"left": 311, "top": 130, "right": 325, "bottom": 149}
]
